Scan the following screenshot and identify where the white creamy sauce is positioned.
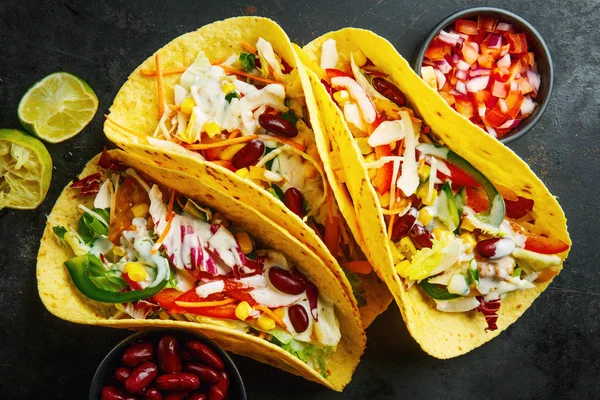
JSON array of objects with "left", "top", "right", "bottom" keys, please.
[{"left": 320, "top": 38, "right": 338, "bottom": 70}]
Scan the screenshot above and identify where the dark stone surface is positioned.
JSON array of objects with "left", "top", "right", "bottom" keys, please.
[{"left": 1, "top": 0, "right": 598, "bottom": 398}]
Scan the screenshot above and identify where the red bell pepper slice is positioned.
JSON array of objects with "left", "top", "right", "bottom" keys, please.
[
  {"left": 455, "top": 98, "right": 476, "bottom": 119},
  {"left": 504, "top": 196, "right": 534, "bottom": 219},
  {"left": 437, "top": 162, "right": 480, "bottom": 188},
  {"left": 506, "top": 33, "right": 528, "bottom": 54},
  {"left": 372, "top": 145, "right": 393, "bottom": 195},
  {"left": 524, "top": 235, "right": 570, "bottom": 255},
  {"left": 472, "top": 89, "right": 495, "bottom": 108},
  {"left": 484, "top": 108, "right": 508, "bottom": 128},
  {"left": 465, "top": 186, "right": 489, "bottom": 212},
  {"left": 326, "top": 68, "right": 351, "bottom": 79},
  {"left": 175, "top": 287, "right": 238, "bottom": 319},
  {"left": 477, "top": 54, "right": 495, "bottom": 69},
  {"left": 505, "top": 90, "right": 525, "bottom": 119},
  {"left": 154, "top": 288, "right": 186, "bottom": 313},
  {"left": 455, "top": 19, "right": 479, "bottom": 35},
  {"left": 123, "top": 273, "right": 143, "bottom": 291},
  {"left": 477, "top": 16, "right": 498, "bottom": 32},
  {"left": 424, "top": 40, "right": 451, "bottom": 61}
]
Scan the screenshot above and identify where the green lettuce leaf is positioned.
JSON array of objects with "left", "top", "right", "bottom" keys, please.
[
  {"left": 239, "top": 52, "right": 255, "bottom": 72},
  {"left": 87, "top": 254, "right": 127, "bottom": 292}
]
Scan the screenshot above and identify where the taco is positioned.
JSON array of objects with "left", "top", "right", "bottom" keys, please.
[
  {"left": 103, "top": 17, "right": 392, "bottom": 327},
  {"left": 37, "top": 149, "right": 366, "bottom": 390},
  {"left": 297, "top": 28, "right": 571, "bottom": 358}
]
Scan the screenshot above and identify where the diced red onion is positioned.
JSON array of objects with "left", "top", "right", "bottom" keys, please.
[
  {"left": 497, "top": 54, "right": 511, "bottom": 67},
  {"left": 499, "top": 119, "right": 522, "bottom": 129},
  {"left": 470, "top": 42, "right": 480, "bottom": 53},
  {"left": 444, "top": 54, "right": 455, "bottom": 66},
  {"left": 520, "top": 96, "right": 537, "bottom": 116},
  {"left": 456, "top": 60, "right": 470, "bottom": 71},
  {"left": 457, "top": 36, "right": 465, "bottom": 48},
  {"left": 450, "top": 89, "right": 463, "bottom": 96},
  {"left": 422, "top": 59, "right": 436, "bottom": 67},
  {"left": 452, "top": 54, "right": 461, "bottom": 65},
  {"left": 510, "top": 80, "right": 519, "bottom": 91},
  {"left": 500, "top": 48, "right": 509, "bottom": 57},
  {"left": 478, "top": 105, "right": 487, "bottom": 118},
  {"left": 496, "top": 22, "right": 512, "bottom": 32},
  {"left": 469, "top": 67, "right": 491, "bottom": 77},
  {"left": 455, "top": 69, "right": 468, "bottom": 81},
  {"left": 498, "top": 98, "right": 508, "bottom": 113},
  {"left": 435, "top": 59, "right": 452, "bottom": 74},
  {"left": 466, "top": 76, "right": 490, "bottom": 92},
  {"left": 485, "top": 124, "right": 497, "bottom": 137},
  {"left": 434, "top": 69, "right": 447, "bottom": 90},
  {"left": 526, "top": 70, "right": 541, "bottom": 94},
  {"left": 455, "top": 80, "right": 467, "bottom": 94},
  {"left": 437, "top": 29, "right": 461, "bottom": 46},
  {"left": 486, "top": 34, "right": 502, "bottom": 49}
]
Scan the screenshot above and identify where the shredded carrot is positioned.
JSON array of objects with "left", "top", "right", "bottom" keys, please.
[
  {"left": 166, "top": 191, "right": 175, "bottom": 222},
  {"left": 387, "top": 211, "right": 397, "bottom": 239},
  {"left": 175, "top": 299, "right": 236, "bottom": 308},
  {"left": 176, "top": 197, "right": 185, "bottom": 211},
  {"left": 221, "top": 65, "right": 284, "bottom": 86},
  {"left": 228, "top": 130, "right": 241, "bottom": 139},
  {"left": 211, "top": 57, "right": 225, "bottom": 65},
  {"left": 255, "top": 305, "right": 287, "bottom": 329},
  {"left": 258, "top": 331, "right": 267, "bottom": 339},
  {"left": 105, "top": 115, "right": 139, "bottom": 136},
  {"left": 140, "top": 66, "right": 188, "bottom": 76},
  {"left": 155, "top": 54, "right": 165, "bottom": 116},
  {"left": 184, "top": 135, "right": 258, "bottom": 150},
  {"left": 257, "top": 135, "right": 305, "bottom": 151},
  {"left": 151, "top": 218, "right": 172, "bottom": 254},
  {"left": 241, "top": 41, "right": 257, "bottom": 54}
]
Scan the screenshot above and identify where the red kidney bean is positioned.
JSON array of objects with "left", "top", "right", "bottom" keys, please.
[
  {"left": 186, "top": 393, "right": 207, "bottom": 400},
  {"left": 186, "top": 341, "right": 225, "bottom": 371},
  {"left": 184, "top": 363, "right": 219, "bottom": 385},
  {"left": 321, "top": 79, "right": 334, "bottom": 99},
  {"left": 143, "top": 388, "right": 163, "bottom": 400},
  {"left": 163, "top": 394, "right": 188, "bottom": 400},
  {"left": 180, "top": 351, "right": 193, "bottom": 361},
  {"left": 158, "top": 335, "right": 182, "bottom": 373},
  {"left": 372, "top": 77, "right": 406, "bottom": 106},
  {"left": 207, "top": 385, "right": 225, "bottom": 400},
  {"left": 476, "top": 237, "right": 515, "bottom": 259},
  {"left": 409, "top": 224, "right": 433, "bottom": 249},
  {"left": 101, "top": 385, "right": 136, "bottom": 400},
  {"left": 268, "top": 267, "right": 307, "bottom": 295},
  {"left": 288, "top": 304, "right": 309, "bottom": 333},
  {"left": 283, "top": 187, "right": 304, "bottom": 217},
  {"left": 391, "top": 207, "right": 418, "bottom": 241},
  {"left": 122, "top": 341, "right": 154, "bottom": 367},
  {"left": 216, "top": 371, "right": 229, "bottom": 397},
  {"left": 259, "top": 114, "right": 298, "bottom": 137},
  {"left": 115, "top": 367, "right": 131, "bottom": 384},
  {"left": 231, "top": 139, "right": 265, "bottom": 169},
  {"left": 155, "top": 373, "right": 200, "bottom": 392},
  {"left": 125, "top": 361, "right": 158, "bottom": 394}
]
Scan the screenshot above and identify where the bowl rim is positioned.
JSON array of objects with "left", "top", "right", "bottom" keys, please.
[
  {"left": 413, "top": 6, "right": 553, "bottom": 144},
  {"left": 89, "top": 328, "right": 247, "bottom": 400}
]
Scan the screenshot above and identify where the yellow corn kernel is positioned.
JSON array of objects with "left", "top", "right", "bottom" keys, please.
[
  {"left": 378, "top": 192, "right": 390, "bottom": 208},
  {"left": 461, "top": 218, "right": 475, "bottom": 232},
  {"left": 395, "top": 259, "right": 411, "bottom": 275},
  {"left": 352, "top": 50, "right": 368, "bottom": 67},
  {"left": 355, "top": 138, "right": 373, "bottom": 155},
  {"left": 417, "top": 185, "right": 437, "bottom": 206},
  {"left": 221, "top": 81, "right": 236, "bottom": 94},
  {"left": 459, "top": 233, "right": 477, "bottom": 251},
  {"left": 235, "top": 167, "right": 249, "bottom": 178},
  {"left": 397, "top": 236, "right": 417, "bottom": 259},
  {"left": 220, "top": 143, "right": 245, "bottom": 161},
  {"left": 257, "top": 313, "right": 276, "bottom": 331},
  {"left": 180, "top": 97, "right": 196, "bottom": 115},
  {"left": 333, "top": 90, "right": 350, "bottom": 105},
  {"left": 418, "top": 163, "right": 431, "bottom": 182},
  {"left": 235, "top": 301, "right": 253, "bottom": 321},
  {"left": 113, "top": 246, "right": 126, "bottom": 257},
  {"left": 273, "top": 307, "right": 286, "bottom": 320},
  {"left": 235, "top": 231, "right": 254, "bottom": 254},
  {"left": 432, "top": 228, "right": 454, "bottom": 242},
  {"left": 123, "top": 262, "right": 146, "bottom": 282},
  {"left": 203, "top": 121, "right": 221, "bottom": 138},
  {"left": 418, "top": 208, "right": 433, "bottom": 226},
  {"left": 131, "top": 203, "right": 149, "bottom": 218}
]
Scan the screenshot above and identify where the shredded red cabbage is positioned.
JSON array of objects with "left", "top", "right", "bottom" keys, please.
[
  {"left": 306, "top": 282, "right": 319, "bottom": 321},
  {"left": 476, "top": 297, "right": 501, "bottom": 331},
  {"left": 98, "top": 148, "right": 127, "bottom": 171},
  {"left": 70, "top": 173, "right": 102, "bottom": 196}
]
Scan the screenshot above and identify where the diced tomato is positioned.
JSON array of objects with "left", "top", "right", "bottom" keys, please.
[
  {"left": 424, "top": 40, "right": 451, "bottom": 61},
  {"left": 455, "top": 19, "right": 479, "bottom": 35},
  {"left": 439, "top": 91, "right": 455, "bottom": 106},
  {"left": 491, "top": 79, "right": 510, "bottom": 98},
  {"left": 477, "top": 54, "right": 495, "bottom": 69},
  {"left": 108, "top": 177, "right": 150, "bottom": 244},
  {"left": 484, "top": 107, "right": 508, "bottom": 128},
  {"left": 505, "top": 90, "right": 525, "bottom": 119},
  {"left": 508, "top": 60, "right": 523, "bottom": 81},
  {"left": 504, "top": 196, "right": 534, "bottom": 219},
  {"left": 524, "top": 235, "right": 570, "bottom": 255},
  {"left": 495, "top": 128, "right": 512, "bottom": 137},
  {"left": 343, "top": 260, "right": 372, "bottom": 275},
  {"left": 477, "top": 16, "right": 498, "bottom": 32},
  {"left": 455, "top": 97, "right": 475, "bottom": 119},
  {"left": 506, "top": 33, "right": 528, "bottom": 54},
  {"left": 324, "top": 217, "right": 341, "bottom": 258},
  {"left": 472, "top": 88, "right": 493, "bottom": 106},
  {"left": 522, "top": 52, "right": 535, "bottom": 67},
  {"left": 465, "top": 186, "right": 489, "bottom": 212},
  {"left": 326, "top": 68, "right": 351, "bottom": 79},
  {"left": 480, "top": 41, "right": 501, "bottom": 59},
  {"left": 203, "top": 147, "right": 222, "bottom": 161},
  {"left": 517, "top": 76, "right": 534, "bottom": 94},
  {"left": 461, "top": 41, "right": 479, "bottom": 64},
  {"left": 372, "top": 145, "right": 393, "bottom": 195}
]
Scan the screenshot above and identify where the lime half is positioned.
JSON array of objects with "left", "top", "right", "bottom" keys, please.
[
  {"left": 0, "top": 129, "right": 52, "bottom": 210},
  {"left": 18, "top": 72, "right": 98, "bottom": 143}
]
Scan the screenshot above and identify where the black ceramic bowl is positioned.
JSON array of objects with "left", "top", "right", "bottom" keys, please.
[
  {"left": 414, "top": 7, "right": 553, "bottom": 144},
  {"left": 89, "top": 329, "right": 246, "bottom": 400}
]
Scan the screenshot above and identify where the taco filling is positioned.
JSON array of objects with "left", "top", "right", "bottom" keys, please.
[
  {"left": 107, "top": 37, "right": 375, "bottom": 307},
  {"left": 52, "top": 155, "right": 341, "bottom": 377},
  {"left": 315, "top": 39, "right": 570, "bottom": 330}
]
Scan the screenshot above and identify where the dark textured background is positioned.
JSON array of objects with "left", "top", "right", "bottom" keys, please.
[{"left": 1, "top": 0, "right": 598, "bottom": 398}]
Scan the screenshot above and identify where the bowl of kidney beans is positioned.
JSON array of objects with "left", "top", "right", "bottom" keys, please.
[{"left": 90, "top": 329, "right": 246, "bottom": 400}]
